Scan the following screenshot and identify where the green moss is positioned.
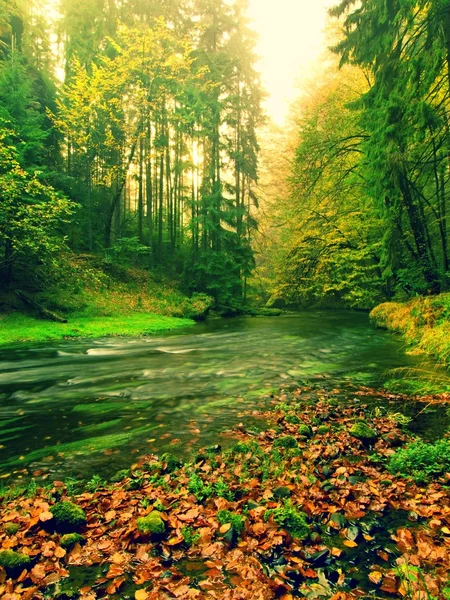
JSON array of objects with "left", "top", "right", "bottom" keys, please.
[
  {"left": 317, "top": 425, "right": 330, "bottom": 435},
  {"left": 0, "top": 550, "right": 31, "bottom": 573},
  {"left": 51, "top": 502, "right": 87, "bottom": 532},
  {"left": 349, "top": 421, "right": 377, "bottom": 441},
  {"left": 297, "top": 424, "right": 312, "bottom": 437},
  {"left": 160, "top": 452, "right": 183, "bottom": 473},
  {"left": 136, "top": 511, "right": 165, "bottom": 535},
  {"left": 60, "top": 533, "right": 85, "bottom": 549},
  {"left": 4, "top": 523, "right": 20, "bottom": 535},
  {"left": 266, "top": 503, "right": 309, "bottom": 539},
  {"left": 285, "top": 414, "right": 301, "bottom": 425},
  {"left": 273, "top": 435, "right": 298, "bottom": 449},
  {"left": 217, "top": 510, "right": 245, "bottom": 535}
]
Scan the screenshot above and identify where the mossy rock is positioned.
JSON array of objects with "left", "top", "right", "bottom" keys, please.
[
  {"left": 136, "top": 511, "right": 165, "bottom": 536},
  {"left": 285, "top": 414, "right": 301, "bottom": 425},
  {"left": 273, "top": 435, "right": 298, "bottom": 449},
  {"left": 298, "top": 424, "right": 313, "bottom": 438},
  {"left": 60, "top": 533, "right": 85, "bottom": 549},
  {"left": 349, "top": 421, "right": 378, "bottom": 441},
  {"left": 273, "top": 486, "right": 292, "bottom": 499},
  {"left": 0, "top": 550, "right": 31, "bottom": 575},
  {"left": 317, "top": 425, "right": 330, "bottom": 435},
  {"left": 4, "top": 523, "right": 20, "bottom": 536},
  {"left": 51, "top": 501, "right": 87, "bottom": 533}
]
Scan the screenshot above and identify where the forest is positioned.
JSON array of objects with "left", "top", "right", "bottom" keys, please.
[{"left": 1, "top": 1, "right": 450, "bottom": 599}]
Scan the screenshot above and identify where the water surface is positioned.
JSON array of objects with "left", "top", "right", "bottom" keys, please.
[{"left": 0, "top": 311, "right": 448, "bottom": 482}]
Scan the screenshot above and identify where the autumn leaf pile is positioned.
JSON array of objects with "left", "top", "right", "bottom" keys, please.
[{"left": 0, "top": 386, "right": 449, "bottom": 600}]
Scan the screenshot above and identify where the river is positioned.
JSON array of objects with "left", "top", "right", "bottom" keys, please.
[{"left": 0, "top": 311, "right": 448, "bottom": 483}]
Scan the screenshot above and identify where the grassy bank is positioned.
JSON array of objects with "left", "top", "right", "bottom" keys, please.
[
  {"left": 0, "top": 384, "right": 449, "bottom": 599},
  {"left": 0, "top": 255, "right": 212, "bottom": 345},
  {"left": 370, "top": 294, "right": 450, "bottom": 367}
]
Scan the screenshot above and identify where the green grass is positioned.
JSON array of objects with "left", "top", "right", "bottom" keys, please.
[{"left": 0, "top": 312, "right": 194, "bottom": 345}]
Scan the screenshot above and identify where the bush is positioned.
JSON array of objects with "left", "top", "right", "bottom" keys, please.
[
  {"left": 0, "top": 550, "right": 31, "bottom": 574},
  {"left": 51, "top": 502, "right": 86, "bottom": 532},
  {"left": 136, "top": 511, "right": 165, "bottom": 535},
  {"left": 387, "top": 439, "right": 450, "bottom": 482},
  {"left": 60, "top": 533, "right": 85, "bottom": 549},
  {"left": 266, "top": 503, "right": 310, "bottom": 539},
  {"left": 274, "top": 435, "right": 298, "bottom": 449},
  {"left": 298, "top": 424, "right": 312, "bottom": 438}
]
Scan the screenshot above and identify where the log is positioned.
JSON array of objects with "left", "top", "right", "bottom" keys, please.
[{"left": 15, "top": 290, "right": 68, "bottom": 323}]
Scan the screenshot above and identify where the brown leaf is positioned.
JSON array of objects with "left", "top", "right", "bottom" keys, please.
[{"left": 39, "top": 511, "right": 53, "bottom": 523}]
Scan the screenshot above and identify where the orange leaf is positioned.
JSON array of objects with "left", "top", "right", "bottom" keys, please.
[
  {"left": 39, "top": 511, "right": 53, "bottom": 522},
  {"left": 343, "top": 540, "right": 358, "bottom": 548},
  {"left": 219, "top": 523, "right": 231, "bottom": 534},
  {"left": 369, "top": 571, "right": 383, "bottom": 586},
  {"left": 135, "top": 590, "right": 148, "bottom": 600}
]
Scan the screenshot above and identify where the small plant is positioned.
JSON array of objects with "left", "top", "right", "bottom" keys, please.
[
  {"left": 0, "top": 550, "right": 31, "bottom": 574},
  {"left": 388, "top": 412, "right": 412, "bottom": 427},
  {"left": 60, "top": 533, "right": 85, "bottom": 549},
  {"left": 265, "top": 502, "right": 310, "bottom": 539},
  {"left": 181, "top": 525, "right": 200, "bottom": 546},
  {"left": 160, "top": 452, "right": 183, "bottom": 473},
  {"left": 214, "top": 477, "right": 233, "bottom": 500},
  {"left": 388, "top": 438, "right": 450, "bottom": 482},
  {"left": 4, "top": 523, "right": 20, "bottom": 536},
  {"left": 136, "top": 511, "right": 165, "bottom": 535},
  {"left": 273, "top": 435, "right": 298, "bottom": 449},
  {"left": 153, "top": 500, "right": 166, "bottom": 512},
  {"left": 51, "top": 501, "right": 87, "bottom": 532},
  {"left": 217, "top": 510, "right": 245, "bottom": 535},
  {"left": 187, "top": 473, "right": 213, "bottom": 502},
  {"left": 231, "top": 441, "right": 251, "bottom": 454},
  {"left": 85, "top": 474, "right": 105, "bottom": 493}
]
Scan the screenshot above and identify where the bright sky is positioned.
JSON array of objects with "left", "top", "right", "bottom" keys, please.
[{"left": 247, "top": 0, "right": 336, "bottom": 125}]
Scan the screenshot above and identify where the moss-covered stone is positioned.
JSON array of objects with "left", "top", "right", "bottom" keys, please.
[
  {"left": 285, "top": 414, "right": 301, "bottom": 425},
  {"left": 350, "top": 421, "right": 377, "bottom": 441},
  {"left": 273, "top": 486, "right": 292, "bottom": 499},
  {"left": 273, "top": 435, "right": 298, "bottom": 449},
  {"left": 0, "top": 550, "right": 31, "bottom": 575},
  {"left": 160, "top": 452, "right": 183, "bottom": 473},
  {"left": 298, "top": 424, "right": 313, "bottom": 438},
  {"left": 4, "top": 523, "right": 20, "bottom": 536},
  {"left": 136, "top": 511, "right": 165, "bottom": 535},
  {"left": 317, "top": 425, "right": 330, "bottom": 435},
  {"left": 51, "top": 501, "right": 87, "bottom": 532},
  {"left": 60, "top": 533, "right": 85, "bottom": 549}
]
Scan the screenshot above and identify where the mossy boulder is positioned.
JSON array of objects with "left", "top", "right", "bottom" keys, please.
[
  {"left": 4, "top": 523, "right": 20, "bottom": 536},
  {"left": 0, "top": 550, "right": 31, "bottom": 575},
  {"left": 285, "top": 414, "right": 301, "bottom": 425},
  {"left": 349, "top": 421, "right": 378, "bottom": 441},
  {"left": 317, "top": 425, "right": 330, "bottom": 435},
  {"left": 51, "top": 501, "right": 87, "bottom": 532},
  {"left": 274, "top": 435, "right": 298, "bottom": 449},
  {"left": 136, "top": 511, "right": 165, "bottom": 536},
  {"left": 298, "top": 424, "right": 313, "bottom": 438},
  {"left": 273, "top": 486, "right": 292, "bottom": 499},
  {"left": 60, "top": 533, "right": 85, "bottom": 549}
]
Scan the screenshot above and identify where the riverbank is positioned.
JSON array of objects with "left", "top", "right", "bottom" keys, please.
[
  {"left": 0, "top": 256, "right": 212, "bottom": 345},
  {"left": 370, "top": 294, "right": 450, "bottom": 367},
  {"left": 0, "top": 384, "right": 449, "bottom": 599}
]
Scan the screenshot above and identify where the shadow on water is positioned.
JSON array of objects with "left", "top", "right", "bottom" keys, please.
[{"left": 0, "top": 311, "right": 449, "bottom": 482}]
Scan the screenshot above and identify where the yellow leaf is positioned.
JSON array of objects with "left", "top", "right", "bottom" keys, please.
[
  {"left": 369, "top": 571, "right": 383, "bottom": 585},
  {"left": 219, "top": 523, "right": 231, "bottom": 534},
  {"left": 135, "top": 590, "right": 148, "bottom": 600},
  {"left": 441, "top": 526, "right": 450, "bottom": 535},
  {"left": 343, "top": 540, "right": 358, "bottom": 548}
]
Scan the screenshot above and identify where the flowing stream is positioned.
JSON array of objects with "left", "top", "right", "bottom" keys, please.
[{"left": 0, "top": 311, "right": 449, "bottom": 483}]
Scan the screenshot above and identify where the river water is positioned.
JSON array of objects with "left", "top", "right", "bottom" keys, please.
[{"left": 0, "top": 311, "right": 448, "bottom": 483}]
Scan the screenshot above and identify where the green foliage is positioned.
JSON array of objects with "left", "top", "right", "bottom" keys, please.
[
  {"left": 273, "top": 435, "right": 298, "bottom": 449},
  {"left": 60, "top": 533, "right": 85, "bottom": 549},
  {"left": 181, "top": 526, "right": 200, "bottom": 547},
  {"left": 216, "top": 510, "right": 245, "bottom": 535},
  {"left": 187, "top": 473, "right": 213, "bottom": 502},
  {"left": 136, "top": 511, "right": 165, "bottom": 535},
  {"left": 160, "top": 453, "right": 183, "bottom": 473},
  {"left": 285, "top": 414, "right": 301, "bottom": 425},
  {"left": 0, "top": 550, "right": 31, "bottom": 573},
  {"left": 265, "top": 502, "right": 309, "bottom": 539},
  {"left": 51, "top": 502, "right": 87, "bottom": 532},
  {"left": 85, "top": 474, "right": 105, "bottom": 493},
  {"left": 297, "top": 424, "right": 312, "bottom": 438},
  {"left": 387, "top": 439, "right": 450, "bottom": 483}
]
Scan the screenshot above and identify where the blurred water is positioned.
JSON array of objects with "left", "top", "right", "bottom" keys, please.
[{"left": 0, "top": 311, "right": 447, "bottom": 482}]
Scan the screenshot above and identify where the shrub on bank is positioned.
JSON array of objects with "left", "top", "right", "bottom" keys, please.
[{"left": 387, "top": 438, "right": 450, "bottom": 482}]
